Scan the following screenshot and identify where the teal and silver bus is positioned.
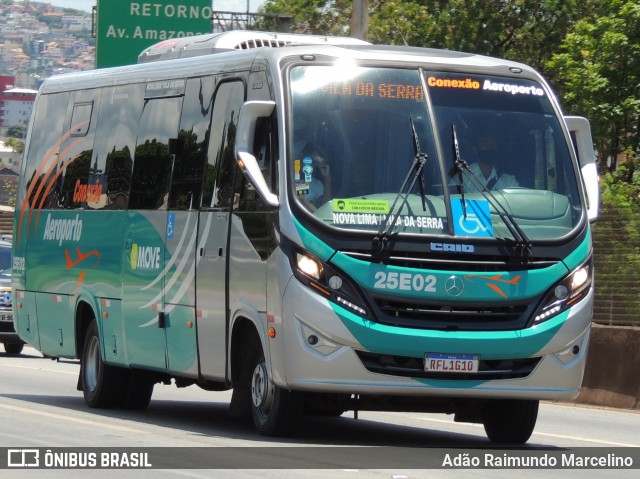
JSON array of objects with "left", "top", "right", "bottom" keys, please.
[{"left": 13, "top": 31, "right": 598, "bottom": 444}]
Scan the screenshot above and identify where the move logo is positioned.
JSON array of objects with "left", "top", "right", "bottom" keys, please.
[{"left": 130, "top": 243, "right": 161, "bottom": 270}]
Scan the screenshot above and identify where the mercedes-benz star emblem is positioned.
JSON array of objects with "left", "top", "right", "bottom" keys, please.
[{"left": 445, "top": 276, "right": 464, "bottom": 297}]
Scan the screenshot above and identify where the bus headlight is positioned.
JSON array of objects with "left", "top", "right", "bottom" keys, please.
[
  {"left": 292, "top": 248, "right": 370, "bottom": 318},
  {"left": 531, "top": 260, "right": 592, "bottom": 325},
  {"left": 296, "top": 252, "right": 322, "bottom": 280}
]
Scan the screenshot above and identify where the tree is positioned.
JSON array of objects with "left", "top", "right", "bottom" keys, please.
[
  {"left": 6, "top": 125, "right": 27, "bottom": 139},
  {"left": 4, "top": 137, "right": 24, "bottom": 154},
  {"left": 260, "top": 0, "right": 352, "bottom": 35},
  {"left": 260, "top": 1, "right": 591, "bottom": 73},
  {"left": 0, "top": 177, "right": 17, "bottom": 207},
  {"left": 547, "top": 1, "right": 640, "bottom": 171}
]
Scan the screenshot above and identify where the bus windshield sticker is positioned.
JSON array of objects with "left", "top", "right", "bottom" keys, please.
[
  {"left": 145, "top": 79, "right": 186, "bottom": 98},
  {"left": 451, "top": 198, "right": 494, "bottom": 237},
  {"left": 332, "top": 212, "right": 444, "bottom": 230},
  {"left": 333, "top": 199, "right": 390, "bottom": 214},
  {"left": 294, "top": 159, "right": 301, "bottom": 182},
  {"left": 296, "top": 183, "right": 311, "bottom": 195}
]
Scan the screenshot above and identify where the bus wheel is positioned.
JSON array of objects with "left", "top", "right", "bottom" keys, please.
[
  {"left": 81, "top": 320, "right": 126, "bottom": 408},
  {"left": 250, "top": 352, "right": 302, "bottom": 436},
  {"left": 483, "top": 399, "right": 539, "bottom": 444},
  {"left": 4, "top": 343, "right": 24, "bottom": 355},
  {"left": 119, "top": 370, "right": 155, "bottom": 410}
]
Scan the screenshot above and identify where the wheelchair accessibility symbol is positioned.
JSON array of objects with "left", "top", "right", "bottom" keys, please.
[
  {"left": 451, "top": 199, "right": 493, "bottom": 237},
  {"left": 459, "top": 213, "right": 488, "bottom": 234},
  {"left": 166, "top": 212, "right": 175, "bottom": 239}
]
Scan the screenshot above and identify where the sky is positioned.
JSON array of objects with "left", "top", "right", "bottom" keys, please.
[{"left": 49, "top": 1, "right": 267, "bottom": 14}]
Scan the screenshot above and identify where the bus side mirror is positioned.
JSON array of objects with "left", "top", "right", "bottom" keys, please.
[
  {"left": 564, "top": 116, "right": 599, "bottom": 222},
  {"left": 235, "top": 100, "right": 279, "bottom": 207}
]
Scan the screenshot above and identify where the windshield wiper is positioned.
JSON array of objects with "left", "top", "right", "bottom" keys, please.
[
  {"left": 450, "top": 124, "right": 532, "bottom": 259},
  {"left": 410, "top": 117, "right": 428, "bottom": 212},
  {"left": 373, "top": 117, "right": 428, "bottom": 258}
]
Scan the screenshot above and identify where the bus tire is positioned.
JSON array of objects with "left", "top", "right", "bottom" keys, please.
[
  {"left": 4, "top": 343, "right": 24, "bottom": 355},
  {"left": 483, "top": 399, "right": 539, "bottom": 444},
  {"left": 250, "top": 351, "right": 302, "bottom": 436},
  {"left": 119, "top": 370, "right": 154, "bottom": 410},
  {"left": 80, "top": 320, "right": 126, "bottom": 408}
]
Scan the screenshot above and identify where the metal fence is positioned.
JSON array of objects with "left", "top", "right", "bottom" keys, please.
[{"left": 592, "top": 202, "right": 640, "bottom": 326}]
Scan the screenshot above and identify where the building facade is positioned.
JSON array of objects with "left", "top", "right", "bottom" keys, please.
[{"left": 0, "top": 75, "right": 37, "bottom": 135}]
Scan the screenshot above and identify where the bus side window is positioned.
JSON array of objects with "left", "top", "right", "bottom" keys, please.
[
  {"left": 129, "top": 96, "right": 183, "bottom": 210},
  {"left": 169, "top": 76, "right": 216, "bottom": 211},
  {"left": 20, "top": 92, "right": 69, "bottom": 216},
  {"left": 237, "top": 115, "right": 277, "bottom": 211},
  {"left": 256, "top": 116, "right": 278, "bottom": 194},
  {"left": 91, "top": 84, "right": 143, "bottom": 210},
  {"left": 56, "top": 91, "right": 100, "bottom": 209},
  {"left": 202, "top": 80, "right": 245, "bottom": 210}
]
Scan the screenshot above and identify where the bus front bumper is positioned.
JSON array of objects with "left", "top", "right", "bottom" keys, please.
[{"left": 279, "top": 278, "right": 593, "bottom": 401}]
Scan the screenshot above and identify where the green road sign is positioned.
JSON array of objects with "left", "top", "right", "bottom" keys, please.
[{"left": 96, "top": 0, "right": 212, "bottom": 68}]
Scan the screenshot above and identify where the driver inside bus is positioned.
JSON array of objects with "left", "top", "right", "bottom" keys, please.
[
  {"left": 302, "top": 152, "right": 333, "bottom": 211},
  {"left": 459, "top": 130, "right": 519, "bottom": 191},
  {"left": 295, "top": 145, "right": 332, "bottom": 211}
]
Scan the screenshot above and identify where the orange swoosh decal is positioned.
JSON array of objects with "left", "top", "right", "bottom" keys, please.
[
  {"left": 34, "top": 150, "right": 83, "bottom": 229},
  {"left": 30, "top": 138, "right": 83, "bottom": 232},
  {"left": 17, "top": 121, "right": 89, "bottom": 241},
  {"left": 65, "top": 247, "right": 101, "bottom": 270},
  {"left": 463, "top": 274, "right": 522, "bottom": 299},
  {"left": 464, "top": 274, "right": 521, "bottom": 284},
  {"left": 486, "top": 283, "right": 507, "bottom": 299}
]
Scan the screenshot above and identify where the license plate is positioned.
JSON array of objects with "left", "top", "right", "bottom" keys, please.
[
  {"left": 424, "top": 353, "right": 479, "bottom": 373},
  {"left": 0, "top": 312, "right": 12, "bottom": 322}
]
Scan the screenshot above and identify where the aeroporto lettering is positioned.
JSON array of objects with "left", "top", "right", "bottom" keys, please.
[
  {"left": 73, "top": 179, "right": 103, "bottom": 204},
  {"left": 43, "top": 213, "right": 83, "bottom": 246},
  {"left": 483, "top": 79, "right": 544, "bottom": 96},
  {"left": 130, "top": 3, "right": 212, "bottom": 19}
]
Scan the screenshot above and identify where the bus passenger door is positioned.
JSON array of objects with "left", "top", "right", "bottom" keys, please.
[
  {"left": 162, "top": 77, "right": 217, "bottom": 377},
  {"left": 122, "top": 93, "right": 183, "bottom": 371},
  {"left": 196, "top": 80, "right": 245, "bottom": 381}
]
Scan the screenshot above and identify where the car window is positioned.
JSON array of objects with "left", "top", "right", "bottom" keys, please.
[{"left": 0, "top": 242, "right": 11, "bottom": 271}]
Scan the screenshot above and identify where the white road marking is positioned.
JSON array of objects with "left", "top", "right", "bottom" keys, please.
[
  {"left": 2, "top": 362, "right": 77, "bottom": 375},
  {"left": 0, "top": 403, "right": 147, "bottom": 434},
  {"left": 410, "top": 415, "right": 639, "bottom": 447}
]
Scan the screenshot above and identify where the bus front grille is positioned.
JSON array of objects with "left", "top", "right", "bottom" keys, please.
[
  {"left": 355, "top": 351, "right": 541, "bottom": 381},
  {"left": 342, "top": 250, "right": 558, "bottom": 272},
  {"left": 372, "top": 297, "right": 533, "bottom": 331}
]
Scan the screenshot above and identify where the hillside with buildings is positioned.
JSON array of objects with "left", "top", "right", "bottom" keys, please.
[
  {"left": 1, "top": 1, "right": 94, "bottom": 87},
  {"left": 1, "top": 1, "right": 94, "bottom": 196}
]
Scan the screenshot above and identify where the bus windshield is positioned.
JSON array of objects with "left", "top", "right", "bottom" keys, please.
[{"left": 289, "top": 65, "right": 582, "bottom": 241}]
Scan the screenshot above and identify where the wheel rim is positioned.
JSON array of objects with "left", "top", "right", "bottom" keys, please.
[
  {"left": 84, "top": 335, "right": 100, "bottom": 392},
  {"left": 251, "top": 359, "right": 274, "bottom": 416}
]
